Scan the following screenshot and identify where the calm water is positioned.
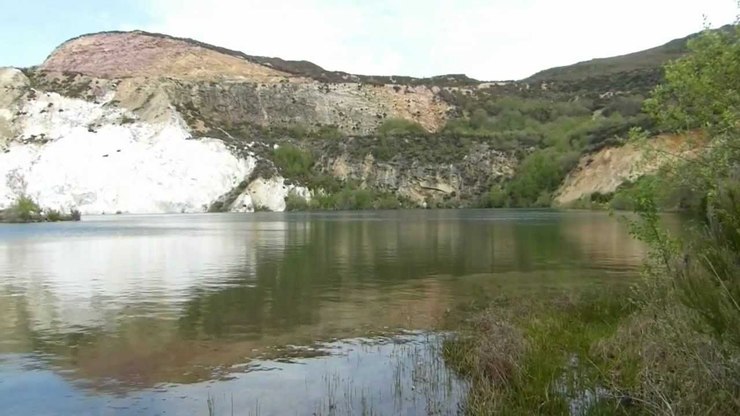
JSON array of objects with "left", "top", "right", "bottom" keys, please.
[{"left": 0, "top": 210, "right": 646, "bottom": 415}]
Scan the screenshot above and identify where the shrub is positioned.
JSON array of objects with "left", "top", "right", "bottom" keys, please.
[
  {"left": 334, "top": 188, "right": 374, "bottom": 210},
  {"left": 7, "top": 195, "right": 42, "bottom": 222},
  {"left": 615, "top": 24, "right": 740, "bottom": 414},
  {"left": 120, "top": 115, "right": 136, "bottom": 124},
  {"left": 589, "top": 191, "right": 613, "bottom": 204},
  {"left": 603, "top": 95, "right": 645, "bottom": 117},
  {"left": 272, "top": 145, "right": 314, "bottom": 179},
  {"left": 372, "top": 145, "right": 393, "bottom": 161},
  {"left": 314, "top": 125, "right": 343, "bottom": 140},
  {"left": 307, "top": 174, "right": 343, "bottom": 194},
  {"left": 285, "top": 124, "right": 310, "bottom": 138},
  {"left": 375, "top": 194, "right": 402, "bottom": 209},
  {"left": 487, "top": 185, "right": 508, "bottom": 208},
  {"left": 0, "top": 196, "right": 80, "bottom": 222},
  {"left": 45, "top": 209, "right": 62, "bottom": 222},
  {"left": 284, "top": 189, "right": 311, "bottom": 211},
  {"left": 377, "top": 118, "right": 427, "bottom": 136},
  {"left": 505, "top": 150, "right": 565, "bottom": 207}
]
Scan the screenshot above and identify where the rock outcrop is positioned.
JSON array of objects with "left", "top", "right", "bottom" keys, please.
[
  {"left": 0, "top": 75, "right": 253, "bottom": 214},
  {"left": 40, "top": 32, "right": 296, "bottom": 81},
  {"left": 2, "top": 28, "right": 699, "bottom": 214},
  {"left": 553, "top": 132, "right": 705, "bottom": 206},
  {"left": 315, "top": 138, "right": 517, "bottom": 206},
  {"left": 33, "top": 31, "right": 451, "bottom": 135},
  {"left": 0, "top": 68, "right": 28, "bottom": 145},
  {"left": 0, "top": 31, "right": 516, "bottom": 214}
]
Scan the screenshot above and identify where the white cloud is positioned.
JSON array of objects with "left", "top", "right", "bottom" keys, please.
[{"left": 141, "top": 0, "right": 738, "bottom": 80}]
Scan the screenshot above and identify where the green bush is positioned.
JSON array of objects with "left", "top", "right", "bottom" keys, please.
[
  {"left": 613, "top": 25, "right": 740, "bottom": 414},
  {"left": 0, "top": 196, "right": 80, "bottom": 223},
  {"left": 45, "top": 209, "right": 62, "bottom": 222},
  {"left": 295, "top": 182, "right": 406, "bottom": 211},
  {"left": 306, "top": 174, "right": 343, "bottom": 194},
  {"left": 13, "top": 195, "right": 41, "bottom": 221},
  {"left": 603, "top": 95, "right": 645, "bottom": 117},
  {"left": 327, "top": 188, "right": 374, "bottom": 210},
  {"left": 375, "top": 194, "right": 402, "bottom": 209},
  {"left": 272, "top": 145, "right": 314, "bottom": 179},
  {"left": 284, "top": 189, "right": 311, "bottom": 211},
  {"left": 377, "top": 118, "right": 427, "bottom": 136},
  {"left": 505, "top": 150, "right": 567, "bottom": 207},
  {"left": 371, "top": 136, "right": 395, "bottom": 161},
  {"left": 314, "top": 125, "right": 343, "bottom": 140},
  {"left": 285, "top": 124, "right": 310, "bottom": 138},
  {"left": 487, "top": 185, "right": 508, "bottom": 208}
]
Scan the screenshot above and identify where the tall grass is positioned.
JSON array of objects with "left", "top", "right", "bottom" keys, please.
[{"left": 442, "top": 288, "right": 637, "bottom": 415}]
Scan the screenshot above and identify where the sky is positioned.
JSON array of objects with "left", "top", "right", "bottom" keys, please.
[{"left": 1, "top": 0, "right": 737, "bottom": 80}]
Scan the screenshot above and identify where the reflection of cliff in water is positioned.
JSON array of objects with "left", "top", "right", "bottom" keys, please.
[
  {"left": 0, "top": 211, "right": 647, "bottom": 388},
  {"left": 558, "top": 212, "right": 647, "bottom": 272}
]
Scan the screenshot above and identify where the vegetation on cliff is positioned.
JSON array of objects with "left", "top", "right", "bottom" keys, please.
[
  {"left": 440, "top": 82, "right": 657, "bottom": 207},
  {"left": 273, "top": 145, "right": 412, "bottom": 211},
  {"left": 251, "top": 80, "right": 655, "bottom": 210},
  {"left": 251, "top": 41, "right": 669, "bottom": 209},
  {"left": 15, "top": 26, "right": 726, "bottom": 212},
  {"left": 0, "top": 196, "right": 81, "bottom": 223},
  {"left": 445, "top": 24, "right": 740, "bottom": 415}
]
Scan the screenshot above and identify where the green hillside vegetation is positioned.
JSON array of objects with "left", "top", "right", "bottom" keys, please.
[
  {"left": 440, "top": 89, "right": 653, "bottom": 207},
  {"left": 525, "top": 30, "right": 695, "bottom": 82},
  {"left": 447, "top": 24, "right": 740, "bottom": 415},
  {"left": 262, "top": 89, "right": 653, "bottom": 209},
  {"left": 235, "top": 26, "right": 733, "bottom": 211},
  {"left": 271, "top": 144, "right": 411, "bottom": 210}
]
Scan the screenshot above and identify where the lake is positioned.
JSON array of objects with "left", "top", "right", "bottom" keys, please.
[{"left": 0, "top": 210, "right": 646, "bottom": 415}]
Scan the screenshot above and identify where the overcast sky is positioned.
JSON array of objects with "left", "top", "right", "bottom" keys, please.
[{"left": 1, "top": 0, "right": 737, "bottom": 80}]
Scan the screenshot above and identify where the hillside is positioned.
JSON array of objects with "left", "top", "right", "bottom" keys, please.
[
  {"left": 0, "top": 28, "right": 712, "bottom": 214},
  {"left": 42, "top": 30, "right": 481, "bottom": 86},
  {"left": 525, "top": 35, "right": 691, "bottom": 83},
  {"left": 525, "top": 25, "right": 734, "bottom": 86}
]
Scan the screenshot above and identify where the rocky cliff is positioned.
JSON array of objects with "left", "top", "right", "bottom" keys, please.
[
  {"left": 1, "top": 31, "right": 515, "bottom": 214},
  {"left": 0, "top": 29, "right": 702, "bottom": 214},
  {"left": 35, "top": 31, "right": 451, "bottom": 135},
  {"left": 311, "top": 136, "right": 516, "bottom": 206},
  {"left": 553, "top": 132, "right": 705, "bottom": 206}
]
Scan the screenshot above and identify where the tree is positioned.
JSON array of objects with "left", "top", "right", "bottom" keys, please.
[{"left": 633, "top": 23, "right": 740, "bottom": 346}]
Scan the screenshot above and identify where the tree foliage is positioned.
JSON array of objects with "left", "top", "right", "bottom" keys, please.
[
  {"left": 645, "top": 25, "right": 740, "bottom": 133},
  {"left": 632, "top": 24, "right": 740, "bottom": 346}
]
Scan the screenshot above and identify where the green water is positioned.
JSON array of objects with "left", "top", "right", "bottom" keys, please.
[{"left": 0, "top": 210, "right": 646, "bottom": 415}]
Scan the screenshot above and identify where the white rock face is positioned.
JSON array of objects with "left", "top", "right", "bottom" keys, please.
[
  {"left": 233, "top": 177, "right": 310, "bottom": 212},
  {"left": 0, "top": 90, "right": 255, "bottom": 214},
  {"left": 230, "top": 192, "right": 254, "bottom": 212},
  {"left": 0, "top": 67, "right": 29, "bottom": 144}
]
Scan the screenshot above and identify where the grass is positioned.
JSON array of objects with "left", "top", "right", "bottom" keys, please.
[
  {"left": 197, "top": 262, "right": 738, "bottom": 415},
  {"left": 442, "top": 287, "right": 642, "bottom": 415},
  {"left": 441, "top": 268, "right": 740, "bottom": 416}
]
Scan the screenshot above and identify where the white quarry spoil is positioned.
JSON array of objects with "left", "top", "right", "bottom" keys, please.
[
  {"left": 0, "top": 89, "right": 304, "bottom": 214},
  {"left": 230, "top": 177, "right": 311, "bottom": 212}
]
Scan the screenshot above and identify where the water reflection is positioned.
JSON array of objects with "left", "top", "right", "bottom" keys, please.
[
  {"left": 0, "top": 333, "right": 467, "bottom": 416},
  {"left": 0, "top": 210, "right": 645, "bottom": 397}
]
